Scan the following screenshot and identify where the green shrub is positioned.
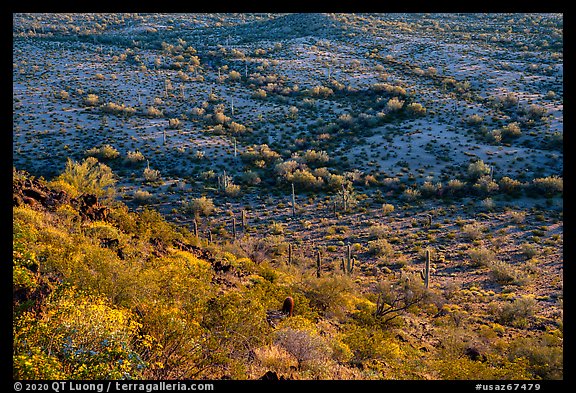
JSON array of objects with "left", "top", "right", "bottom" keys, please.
[
  {"left": 55, "top": 157, "right": 116, "bottom": 198},
  {"left": 186, "top": 196, "right": 215, "bottom": 217},
  {"left": 85, "top": 144, "right": 120, "bottom": 161},
  {"left": 468, "top": 247, "right": 496, "bottom": 267},
  {"left": 467, "top": 160, "right": 491, "bottom": 180},
  {"left": 507, "top": 333, "right": 563, "bottom": 379},
  {"left": 493, "top": 295, "right": 537, "bottom": 327},
  {"left": 367, "top": 238, "right": 394, "bottom": 258}
]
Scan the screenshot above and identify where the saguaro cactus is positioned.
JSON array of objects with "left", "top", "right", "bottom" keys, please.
[
  {"left": 291, "top": 182, "right": 296, "bottom": 217},
  {"left": 419, "top": 248, "right": 431, "bottom": 289},
  {"left": 346, "top": 243, "right": 352, "bottom": 274},
  {"left": 316, "top": 250, "right": 322, "bottom": 278},
  {"left": 193, "top": 219, "right": 198, "bottom": 238},
  {"left": 287, "top": 242, "right": 293, "bottom": 265},
  {"left": 232, "top": 217, "right": 237, "bottom": 240},
  {"left": 241, "top": 209, "right": 247, "bottom": 230}
]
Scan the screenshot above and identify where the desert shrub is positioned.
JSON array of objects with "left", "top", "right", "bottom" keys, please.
[
  {"left": 406, "top": 102, "right": 426, "bottom": 116},
  {"left": 190, "top": 107, "right": 205, "bottom": 117},
  {"left": 386, "top": 97, "right": 404, "bottom": 112},
  {"left": 420, "top": 181, "right": 442, "bottom": 197},
  {"left": 468, "top": 247, "right": 496, "bottom": 267},
  {"left": 519, "top": 243, "right": 538, "bottom": 259},
  {"left": 228, "top": 121, "right": 246, "bottom": 133},
  {"left": 488, "top": 260, "right": 528, "bottom": 285},
  {"left": 301, "top": 149, "right": 330, "bottom": 166},
  {"left": 83, "top": 94, "right": 99, "bottom": 106},
  {"left": 401, "top": 188, "right": 421, "bottom": 201},
  {"left": 525, "top": 104, "right": 548, "bottom": 119},
  {"left": 125, "top": 150, "right": 145, "bottom": 165},
  {"left": 492, "top": 295, "right": 537, "bottom": 327},
  {"left": 133, "top": 190, "right": 153, "bottom": 204},
  {"left": 145, "top": 106, "right": 163, "bottom": 118},
  {"left": 432, "top": 355, "right": 531, "bottom": 380},
  {"left": 445, "top": 179, "right": 466, "bottom": 196},
  {"left": 528, "top": 176, "right": 563, "bottom": 197},
  {"left": 507, "top": 333, "right": 563, "bottom": 379},
  {"left": 308, "top": 85, "right": 334, "bottom": 98},
  {"left": 480, "top": 197, "right": 495, "bottom": 211},
  {"left": 252, "top": 89, "right": 267, "bottom": 99},
  {"left": 275, "top": 160, "right": 299, "bottom": 179},
  {"left": 242, "top": 144, "right": 281, "bottom": 166},
  {"left": 186, "top": 196, "right": 215, "bottom": 217},
  {"left": 168, "top": 118, "right": 181, "bottom": 129},
  {"left": 298, "top": 275, "right": 354, "bottom": 318},
  {"left": 83, "top": 221, "right": 119, "bottom": 241},
  {"left": 269, "top": 222, "right": 285, "bottom": 235},
  {"left": 290, "top": 169, "right": 324, "bottom": 190},
  {"left": 243, "top": 235, "right": 287, "bottom": 263},
  {"left": 252, "top": 344, "right": 297, "bottom": 375},
  {"left": 138, "top": 305, "right": 209, "bottom": 379},
  {"left": 223, "top": 183, "right": 241, "bottom": 197},
  {"left": 13, "top": 286, "right": 146, "bottom": 380},
  {"left": 499, "top": 176, "right": 523, "bottom": 196},
  {"left": 466, "top": 114, "right": 484, "bottom": 126},
  {"left": 202, "top": 291, "right": 270, "bottom": 376},
  {"left": 85, "top": 144, "right": 120, "bottom": 161},
  {"left": 467, "top": 160, "right": 491, "bottom": 180},
  {"left": 367, "top": 238, "right": 394, "bottom": 259},
  {"left": 143, "top": 167, "right": 161, "bottom": 183},
  {"left": 367, "top": 223, "right": 390, "bottom": 239},
  {"left": 371, "top": 82, "right": 406, "bottom": 96},
  {"left": 382, "top": 203, "right": 395, "bottom": 215},
  {"left": 228, "top": 70, "right": 241, "bottom": 81},
  {"left": 101, "top": 102, "right": 136, "bottom": 116},
  {"left": 498, "top": 92, "right": 518, "bottom": 108},
  {"left": 461, "top": 223, "right": 484, "bottom": 240},
  {"left": 136, "top": 208, "right": 180, "bottom": 247},
  {"left": 54, "top": 89, "right": 69, "bottom": 100},
  {"left": 501, "top": 122, "right": 522, "bottom": 138},
  {"left": 274, "top": 327, "right": 332, "bottom": 370},
  {"left": 343, "top": 325, "right": 403, "bottom": 365},
  {"left": 55, "top": 157, "right": 116, "bottom": 198},
  {"left": 473, "top": 175, "right": 499, "bottom": 195},
  {"left": 240, "top": 171, "right": 261, "bottom": 185},
  {"left": 509, "top": 210, "right": 526, "bottom": 224}
]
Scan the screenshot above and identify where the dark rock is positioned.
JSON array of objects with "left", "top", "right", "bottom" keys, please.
[
  {"left": 259, "top": 371, "right": 280, "bottom": 381},
  {"left": 464, "top": 347, "right": 487, "bottom": 362}
]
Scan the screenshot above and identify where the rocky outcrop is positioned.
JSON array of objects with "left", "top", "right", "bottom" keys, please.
[{"left": 13, "top": 171, "right": 70, "bottom": 211}]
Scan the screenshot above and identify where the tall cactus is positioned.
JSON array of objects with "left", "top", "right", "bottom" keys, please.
[
  {"left": 291, "top": 182, "right": 296, "bottom": 217},
  {"left": 241, "top": 209, "right": 247, "bottom": 230},
  {"left": 316, "top": 249, "right": 322, "bottom": 278},
  {"left": 287, "top": 242, "right": 293, "bottom": 265},
  {"left": 346, "top": 243, "right": 352, "bottom": 274},
  {"left": 419, "top": 248, "right": 431, "bottom": 289},
  {"left": 193, "top": 219, "right": 198, "bottom": 238},
  {"left": 232, "top": 217, "right": 237, "bottom": 241}
]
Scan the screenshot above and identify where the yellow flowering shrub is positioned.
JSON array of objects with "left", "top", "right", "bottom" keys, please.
[{"left": 14, "top": 286, "right": 146, "bottom": 379}]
